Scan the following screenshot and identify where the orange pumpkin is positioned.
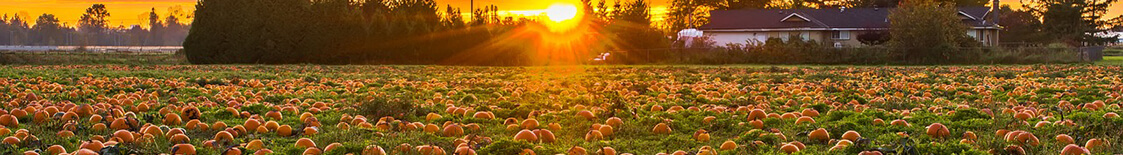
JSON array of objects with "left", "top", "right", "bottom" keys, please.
[
  {"left": 808, "top": 128, "right": 830, "bottom": 142},
  {"left": 363, "top": 145, "right": 387, "bottom": 155},
  {"left": 521, "top": 118, "right": 539, "bottom": 129},
  {"left": 576, "top": 110, "right": 596, "bottom": 120},
  {"left": 172, "top": 144, "right": 197, "bottom": 155},
  {"left": 296, "top": 138, "right": 317, "bottom": 148},
  {"left": 1061, "top": 144, "right": 1090, "bottom": 155},
  {"left": 1056, "top": 134, "right": 1075, "bottom": 144},
  {"left": 443, "top": 124, "right": 464, "bottom": 137},
  {"left": 780, "top": 143, "right": 800, "bottom": 154},
  {"left": 47, "top": 145, "right": 67, "bottom": 155},
  {"left": 324, "top": 142, "right": 343, "bottom": 153},
  {"left": 0, "top": 114, "right": 18, "bottom": 128},
  {"left": 652, "top": 123, "right": 672, "bottom": 134},
  {"left": 278, "top": 125, "right": 294, "bottom": 136},
  {"left": 605, "top": 117, "right": 623, "bottom": 128},
  {"left": 513, "top": 130, "right": 538, "bottom": 142},
  {"left": 720, "top": 140, "right": 737, "bottom": 150},
  {"left": 841, "top": 130, "right": 861, "bottom": 141}
]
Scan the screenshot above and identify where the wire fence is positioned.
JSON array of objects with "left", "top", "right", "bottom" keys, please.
[{"left": 0, "top": 50, "right": 187, "bottom": 65}]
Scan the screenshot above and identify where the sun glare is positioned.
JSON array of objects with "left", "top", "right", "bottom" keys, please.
[{"left": 545, "top": 3, "right": 578, "bottom": 22}]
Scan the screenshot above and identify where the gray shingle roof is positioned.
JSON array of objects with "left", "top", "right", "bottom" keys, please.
[{"left": 699, "top": 7, "right": 996, "bottom": 30}]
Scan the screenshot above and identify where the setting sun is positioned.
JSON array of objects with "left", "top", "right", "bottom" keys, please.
[{"left": 545, "top": 3, "right": 578, "bottom": 22}]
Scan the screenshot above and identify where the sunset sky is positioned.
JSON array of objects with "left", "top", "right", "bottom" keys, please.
[{"left": 1, "top": 0, "right": 1120, "bottom": 27}]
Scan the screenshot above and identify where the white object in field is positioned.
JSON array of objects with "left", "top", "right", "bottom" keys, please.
[{"left": 678, "top": 29, "right": 704, "bottom": 48}]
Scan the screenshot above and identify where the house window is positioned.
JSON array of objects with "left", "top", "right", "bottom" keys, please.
[
  {"left": 832, "top": 31, "right": 851, "bottom": 40},
  {"left": 779, "top": 32, "right": 790, "bottom": 41},
  {"left": 966, "top": 30, "right": 978, "bottom": 39},
  {"left": 800, "top": 31, "right": 811, "bottom": 41}
]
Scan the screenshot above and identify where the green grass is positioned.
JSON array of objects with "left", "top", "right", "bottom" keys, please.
[{"left": 1097, "top": 56, "right": 1123, "bottom": 65}]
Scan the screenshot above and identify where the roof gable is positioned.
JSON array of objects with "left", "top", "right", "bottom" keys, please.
[{"left": 781, "top": 13, "right": 812, "bottom": 22}]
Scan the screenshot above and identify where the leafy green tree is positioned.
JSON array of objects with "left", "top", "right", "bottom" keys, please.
[
  {"left": 888, "top": 0, "right": 976, "bottom": 64},
  {"left": 78, "top": 4, "right": 110, "bottom": 45},
  {"left": 31, "top": 14, "right": 65, "bottom": 45},
  {"left": 999, "top": 6, "right": 1049, "bottom": 44},
  {"left": 1023, "top": 0, "right": 1120, "bottom": 45}
]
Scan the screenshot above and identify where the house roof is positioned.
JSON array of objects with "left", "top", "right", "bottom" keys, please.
[{"left": 699, "top": 7, "right": 996, "bottom": 31}]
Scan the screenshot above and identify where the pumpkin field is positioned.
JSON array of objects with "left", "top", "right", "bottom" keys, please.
[{"left": 0, "top": 65, "right": 1121, "bottom": 155}]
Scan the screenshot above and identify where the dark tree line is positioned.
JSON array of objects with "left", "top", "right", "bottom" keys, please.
[
  {"left": 184, "top": 0, "right": 665, "bottom": 65},
  {"left": 0, "top": 5, "right": 189, "bottom": 46}
]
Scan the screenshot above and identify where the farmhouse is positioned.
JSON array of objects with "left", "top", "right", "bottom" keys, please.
[{"left": 698, "top": 6, "right": 1000, "bottom": 47}]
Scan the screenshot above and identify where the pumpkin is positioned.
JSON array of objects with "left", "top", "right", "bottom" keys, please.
[
  {"left": 599, "top": 147, "right": 617, "bottom": 155},
  {"left": 303, "top": 127, "right": 319, "bottom": 136},
  {"left": 521, "top": 118, "right": 539, "bottom": 129},
  {"left": 750, "top": 120, "right": 764, "bottom": 129},
  {"left": 74, "top": 149, "right": 99, "bottom": 155},
  {"left": 567, "top": 146, "right": 587, "bottom": 155},
  {"left": 585, "top": 130, "right": 603, "bottom": 141},
  {"left": 514, "top": 130, "right": 538, "bottom": 142},
  {"left": 363, "top": 145, "right": 387, "bottom": 155},
  {"left": 780, "top": 143, "right": 800, "bottom": 154},
  {"left": 2, "top": 136, "right": 18, "bottom": 145},
  {"left": 926, "top": 123, "right": 949, "bottom": 138},
  {"left": 47, "top": 145, "right": 66, "bottom": 155},
  {"left": 443, "top": 124, "right": 464, "bottom": 137},
  {"left": 841, "top": 130, "right": 861, "bottom": 141},
  {"left": 243, "top": 119, "right": 262, "bottom": 131},
  {"left": 749, "top": 109, "right": 767, "bottom": 120},
  {"left": 536, "top": 129, "right": 557, "bottom": 143},
  {"left": 576, "top": 110, "right": 596, "bottom": 120},
  {"left": 57, "top": 130, "right": 75, "bottom": 138},
  {"left": 1085, "top": 138, "right": 1105, "bottom": 150},
  {"left": 278, "top": 125, "right": 294, "bottom": 136},
  {"left": 652, "top": 123, "right": 672, "bottom": 134},
  {"left": 172, "top": 144, "right": 197, "bottom": 155},
  {"left": 424, "top": 124, "right": 440, "bottom": 133},
  {"left": 170, "top": 134, "right": 190, "bottom": 144},
  {"left": 890, "top": 119, "right": 909, "bottom": 126},
  {"left": 213, "top": 131, "right": 235, "bottom": 143},
  {"left": 296, "top": 138, "right": 317, "bottom": 148},
  {"left": 80, "top": 141, "right": 104, "bottom": 151},
  {"left": 254, "top": 149, "right": 275, "bottom": 155},
  {"left": 303, "top": 147, "right": 323, "bottom": 155},
  {"left": 859, "top": 151, "right": 884, "bottom": 155},
  {"left": 112, "top": 130, "right": 135, "bottom": 143},
  {"left": 264, "top": 121, "right": 280, "bottom": 131},
  {"left": 598, "top": 125, "right": 614, "bottom": 137},
  {"left": 1005, "top": 145, "right": 1026, "bottom": 155},
  {"left": 164, "top": 113, "right": 183, "bottom": 125},
  {"left": 0, "top": 114, "right": 18, "bottom": 128},
  {"left": 1060, "top": 144, "right": 1090, "bottom": 155},
  {"left": 324, "top": 143, "right": 343, "bottom": 153},
  {"left": 265, "top": 111, "right": 283, "bottom": 120},
  {"left": 801, "top": 109, "right": 820, "bottom": 117},
  {"left": 695, "top": 131, "right": 710, "bottom": 142},
  {"left": 720, "top": 140, "right": 737, "bottom": 150},
  {"left": 455, "top": 146, "right": 476, "bottom": 155},
  {"left": 605, "top": 117, "right": 623, "bottom": 127},
  {"left": 702, "top": 116, "right": 717, "bottom": 124},
  {"left": 808, "top": 128, "right": 830, "bottom": 142},
  {"left": 795, "top": 116, "right": 815, "bottom": 124},
  {"left": 1105, "top": 112, "right": 1119, "bottom": 118},
  {"left": 1056, "top": 134, "right": 1075, "bottom": 144},
  {"left": 472, "top": 112, "right": 495, "bottom": 119},
  {"left": 963, "top": 131, "right": 977, "bottom": 141}
]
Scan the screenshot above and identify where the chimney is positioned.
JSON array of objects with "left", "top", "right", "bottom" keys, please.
[{"left": 992, "top": 0, "right": 1000, "bottom": 24}]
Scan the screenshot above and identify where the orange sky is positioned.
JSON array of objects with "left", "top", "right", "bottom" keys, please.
[{"left": 1, "top": 0, "right": 1120, "bottom": 27}]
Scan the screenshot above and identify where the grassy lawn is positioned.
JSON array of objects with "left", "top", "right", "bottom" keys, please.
[{"left": 1097, "top": 56, "right": 1123, "bottom": 65}]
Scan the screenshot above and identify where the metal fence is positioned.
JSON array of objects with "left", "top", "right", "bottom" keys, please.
[{"left": 0, "top": 50, "right": 187, "bottom": 65}]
